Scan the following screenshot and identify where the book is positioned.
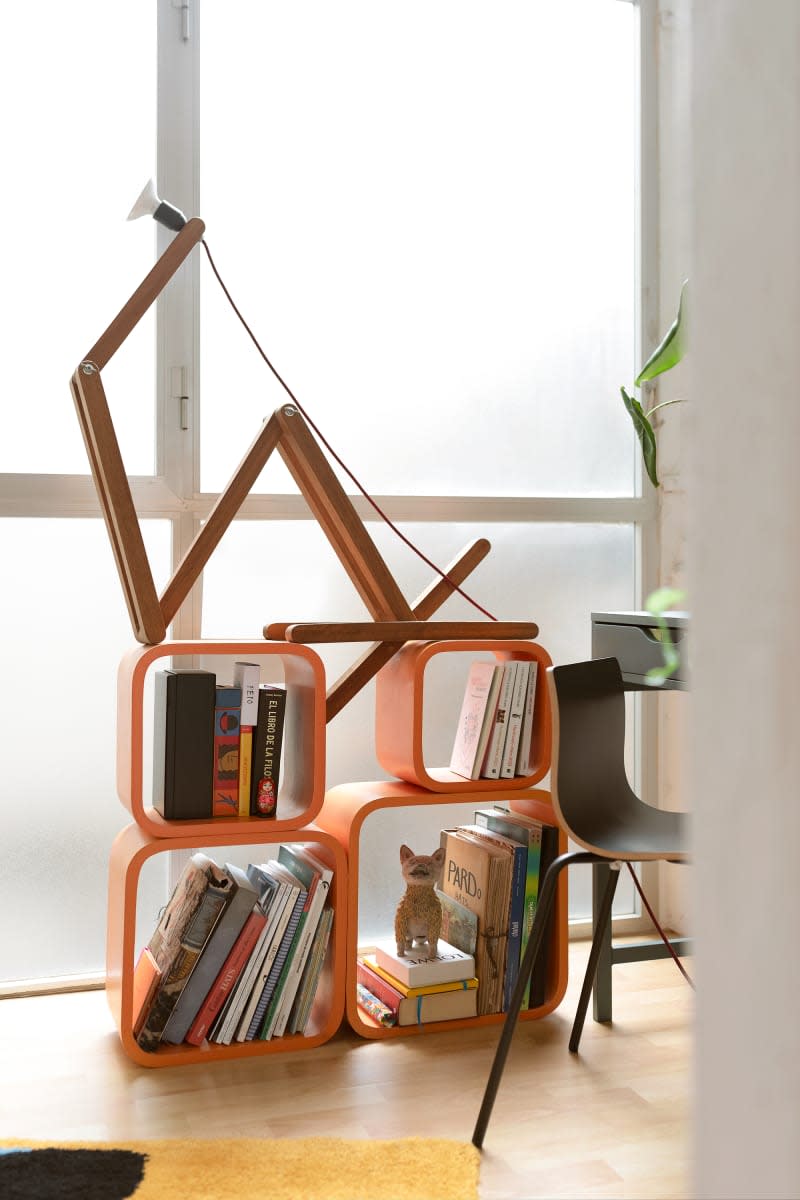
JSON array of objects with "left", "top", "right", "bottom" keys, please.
[
  {"left": 268, "top": 844, "right": 335, "bottom": 1038},
  {"left": 530, "top": 821, "right": 560, "bottom": 1007},
  {"left": 250, "top": 684, "right": 287, "bottom": 817},
  {"left": 357, "top": 959, "right": 479, "bottom": 1026},
  {"left": 439, "top": 828, "right": 513, "bottom": 1014},
  {"left": 132, "top": 948, "right": 162, "bottom": 1039},
  {"left": 137, "top": 858, "right": 235, "bottom": 1051},
  {"left": 211, "top": 869, "right": 294, "bottom": 1044},
  {"left": 152, "top": 669, "right": 215, "bottom": 820},
  {"left": 475, "top": 807, "right": 557, "bottom": 1007},
  {"left": 457, "top": 822, "right": 526, "bottom": 1011},
  {"left": 361, "top": 955, "right": 479, "bottom": 1000},
  {"left": 481, "top": 662, "right": 518, "bottom": 780},
  {"left": 373, "top": 938, "right": 475, "bottom": 989},
  {"left": 184, "top": 906, "right": 268, "bottom": 1045},
  {"left": 234, "top": 661, "right": 260, "bottom": 817},
  {"left": 289, "top": 905, "right": 335, "bottom": 1034},
  {"left": 515, "top": 660, "right": 539, "bottom": 775},
  {"left": 161, "top": 862, "right": 261, "bottom": 1044},
  {"left": 500, "top": 661, "right": 530, "bottom": 779},
  {"left": 213, "top": 684, "right": 242, "bottom": 816},
  {"left": 435, "top": 888, "right": 478, "bottom": 957},
  {"left": 242, "top": 864, "right": 307, "bottom": 1041},
  {"left": 449, "top": 661, "right": 502, "bottom": 780}
]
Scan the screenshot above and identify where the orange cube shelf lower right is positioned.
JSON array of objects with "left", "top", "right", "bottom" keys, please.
[{"left": 315, "top": 781, "right": 567, "bottom": 1040}]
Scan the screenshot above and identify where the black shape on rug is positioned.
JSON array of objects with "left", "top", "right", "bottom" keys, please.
[{"left": 0, "top": 1148, "right": 148, "bottom": 1199}]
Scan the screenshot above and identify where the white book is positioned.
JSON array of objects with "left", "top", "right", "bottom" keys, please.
[
  {"left": 267, "top": 847, "right": 335, "bottom": 1039},
  {"left": 481, "top": 662, "right": 518, "bottom": 780},
  {"left": 449, "top": 661, "right": 503, "bottom": 780},
  {"left": 233, "top": 661, "right": 260, "bottom": 727},
  {"left": 515, "top": 661, "right": 539, "bottom": 776},
  {"left": 374, "top": 938, "right": 476, "bottom": 988},
  {"left": 500, "top": 661, "right": 530, "bottom": 779},
  {"left": 233, "top": 864, "right": 302, "bottom": 1042}
]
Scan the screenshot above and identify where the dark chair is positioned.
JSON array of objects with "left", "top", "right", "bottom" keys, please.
[{"left": 472, "top": 656, "right": 689, "bottom": 1149}]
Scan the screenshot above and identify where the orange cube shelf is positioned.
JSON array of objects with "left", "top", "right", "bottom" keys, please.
[
  {"left": 315, "top": 780, "right": 567, "bottom": 1040},
  {"left": 107, "top": 822, "right": 347, "bottom": 1067},
  {"left": 117, "top": 640, "right": 326, "bottom": 839},
  {"left": 375, "top": 639, "right": 553, "bottom": 792}
]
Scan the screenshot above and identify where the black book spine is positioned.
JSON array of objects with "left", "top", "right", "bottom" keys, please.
[
  {"left": 250, "top": 685, "right": 287, "bottom": 817},
  {"left": 152, "top": 669, "right": 215, "bottom": 820}
]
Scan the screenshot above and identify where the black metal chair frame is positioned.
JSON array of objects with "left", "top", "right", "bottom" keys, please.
[{"left": 472, "top": 657, "right": 689, "bottom": 1150}]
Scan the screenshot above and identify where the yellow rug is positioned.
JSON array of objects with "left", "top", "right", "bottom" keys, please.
[{"left": 0, "top": 1136, "right": 480, "bottom": 1200}]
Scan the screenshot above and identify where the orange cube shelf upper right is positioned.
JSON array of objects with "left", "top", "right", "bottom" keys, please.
[{"left": 374, "top": 639, "right": 553, "bottom": 794}]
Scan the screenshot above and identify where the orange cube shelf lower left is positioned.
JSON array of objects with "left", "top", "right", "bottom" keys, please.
[{"left": 107, "top": 823, "right": 347, "bottom": 1067}]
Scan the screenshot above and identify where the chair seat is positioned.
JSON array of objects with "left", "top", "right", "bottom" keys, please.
[{"left": 578, "top": 801, "right": 689, "bottom": 862}]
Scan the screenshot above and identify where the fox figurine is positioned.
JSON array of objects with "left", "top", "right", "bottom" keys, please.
[{"left": 394, "top": 844, "right": 445, "bottom": 959}]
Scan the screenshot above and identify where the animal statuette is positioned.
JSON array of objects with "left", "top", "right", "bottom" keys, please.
[{"left": 394, "top": 844, "right": 445, "bottom": 958}]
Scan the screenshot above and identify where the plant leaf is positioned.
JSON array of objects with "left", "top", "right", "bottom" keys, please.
[
  {"left": 643, "top": 586, "right": 687, "bottom": 686},
  {"left": 635, "top": 280, "right": 687, "bottom": 386},
  {"left": 621, "top": 386, "right": 659, "bottom": 487}
]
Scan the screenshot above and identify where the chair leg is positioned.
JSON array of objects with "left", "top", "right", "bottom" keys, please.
[
  {"left": 472, "top": 850, "right": 596, "bottom": 1150},
  {"left": 568, "top": 862, "right": 620, "bottom": 1053}
]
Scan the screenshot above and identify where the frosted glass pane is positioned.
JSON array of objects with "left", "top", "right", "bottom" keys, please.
[
  {"left": 0, "top": 5, "right": 157, "bottom": 474},
  {"left": 0, "top": 519, "right": 170, "bottom": 984},
  {"left": 200, "top": 517, "right": 636, "bottom": 924},
  {"left": 199, "top": 0, "right": 635, "bottom": 496}
]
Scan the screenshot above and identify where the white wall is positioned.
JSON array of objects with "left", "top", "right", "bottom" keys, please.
[{"left": 689, "top": 2, "right": 800, "bottom": 1196}]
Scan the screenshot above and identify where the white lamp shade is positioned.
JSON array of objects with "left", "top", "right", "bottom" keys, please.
[{"left": 127, "top": 178, "right": 187, "bottom": 231}]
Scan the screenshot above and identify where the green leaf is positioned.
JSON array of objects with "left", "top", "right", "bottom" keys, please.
[
  {"left": 621, "top": 386, "right": 659, "bottom": 487},
  {"left": 635, "top": 280, "right": 687, "bottom": 386},
  {"left": 643, "top": 586, "right": 687, "bottom": 686}
]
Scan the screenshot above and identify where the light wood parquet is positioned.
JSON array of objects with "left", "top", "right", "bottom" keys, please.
[{"left": 0, "top": 940, "right": 692, "bottom": 1199}]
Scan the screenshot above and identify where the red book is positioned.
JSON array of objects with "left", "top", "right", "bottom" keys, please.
[
  {"left": 356, "top": 958, "right": 403, "bottom": 1014},
  {"left": 185, "top": 910, "right": 267, "bottom": 1045}
]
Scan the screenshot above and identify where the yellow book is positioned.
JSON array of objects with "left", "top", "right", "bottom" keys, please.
[
  {"left": 238, "top": 727, "right": 253, "bottom": 817},
  {"left": 363, "top": 954, "right": 478, "bottom": 998}
]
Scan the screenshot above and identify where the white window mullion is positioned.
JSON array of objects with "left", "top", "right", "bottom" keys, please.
[{"left": 158, "top": 0, "right": 202, "bottom": 635}]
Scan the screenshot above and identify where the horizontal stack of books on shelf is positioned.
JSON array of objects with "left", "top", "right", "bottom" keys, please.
[
  {"left": 449, "top": 657, "right": 538, "bottom": 781},
  {"left": 153, "top": 661, "right": 286, "bottom": 821},
  {"left": 133, "top": 843, "right": 334, "bottom": 1053},
  {"left": 355, "top": 807, "right": 559, "bottom": 1028}
]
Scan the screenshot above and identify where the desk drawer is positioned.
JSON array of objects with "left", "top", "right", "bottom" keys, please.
[{"left": 591, "top": 619, "right": 689, "bottom": 686}]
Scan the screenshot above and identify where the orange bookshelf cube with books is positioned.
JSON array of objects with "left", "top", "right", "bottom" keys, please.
[
  {"left": 315, "top": 781, "right": 567, "bottom": 1040},
  {"left": 107, "top": 822, "right": 346, "bottom": 1067},
  {"left": 117, "top": 640, "right": 326, "bottom": 838},
  {"left": 375, "top": 639, "right": 553, "bottom": 793}
]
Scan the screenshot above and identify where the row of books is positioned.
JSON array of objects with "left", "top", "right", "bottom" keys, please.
[
  {"left": 133, "top": 844, "right": 334, "bottom": 1052},
  {"left": 153, "top": 661, "right": 286, "bottom": 820},
  {"left": 355, "top": 806, "right": 558, "bottom": 1028},
  {"left": 449, "top": 658, "right": 538, "bottom": 781}
]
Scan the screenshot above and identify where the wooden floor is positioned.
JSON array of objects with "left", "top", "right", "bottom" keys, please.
[{"left": 0, "top": 941, "right": 692, "bottom": 1199}]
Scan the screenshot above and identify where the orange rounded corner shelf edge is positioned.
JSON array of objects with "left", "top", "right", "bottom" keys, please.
[
  {"left": 117, "top": 639, "right": 327, "bottom": 839},
  {"left": 315, "top": 780, "right": 568, "bottom": 1041},
  {"left": 375, "top": 639, "right": 553, "bottom": 793},
  {"left": 107, "top": 823, "right": 347, "bottom": 1067}
]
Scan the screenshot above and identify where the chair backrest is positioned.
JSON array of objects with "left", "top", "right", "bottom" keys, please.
[{"left": 546, "top": 657, "right": 686, "bottom": 861}]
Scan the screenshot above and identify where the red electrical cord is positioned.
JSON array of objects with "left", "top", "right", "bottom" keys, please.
[
  {"left": 200, "top": 237, "right": 498, "bottom": 621},
  {"left": 626, "top": 863, "right": 695, "bottom": 989}
]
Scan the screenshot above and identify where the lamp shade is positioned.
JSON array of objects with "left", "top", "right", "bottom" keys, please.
[{"left": 127, "top": 178, "right": 187, "bottom": 231}]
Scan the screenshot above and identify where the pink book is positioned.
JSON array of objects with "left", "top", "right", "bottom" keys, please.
[{"left": 449, "top": 662, "right": 503, "bottom": 780}]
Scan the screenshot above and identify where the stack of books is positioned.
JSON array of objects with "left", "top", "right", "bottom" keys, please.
[
  {"left": 152, "top": 662, "right": 287, "bottom": 821},
  {"left": 437, "top": 809, "right": 560, "bottom": 1014},
  {"left": 448, "top": 658, "right": 538, "bottom": 782},
  {"left": 133, "top": 844, "right": 334, "bottom": 1052},
  {"left": 356, "top": 940, "right": 478, "bottom": 1027}
]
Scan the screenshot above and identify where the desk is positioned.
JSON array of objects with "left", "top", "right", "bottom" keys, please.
[{"left": 589, "top": 609, "right": 691, "bottom": 1022}]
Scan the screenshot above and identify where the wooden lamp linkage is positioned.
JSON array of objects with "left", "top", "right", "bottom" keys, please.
[{"left": 71, "top": 217, "right": 538, "bottom": 720}]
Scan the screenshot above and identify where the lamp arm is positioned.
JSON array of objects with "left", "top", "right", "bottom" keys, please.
[{"left": 81, "top": 217, "right": 205, "bottom": 372}]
